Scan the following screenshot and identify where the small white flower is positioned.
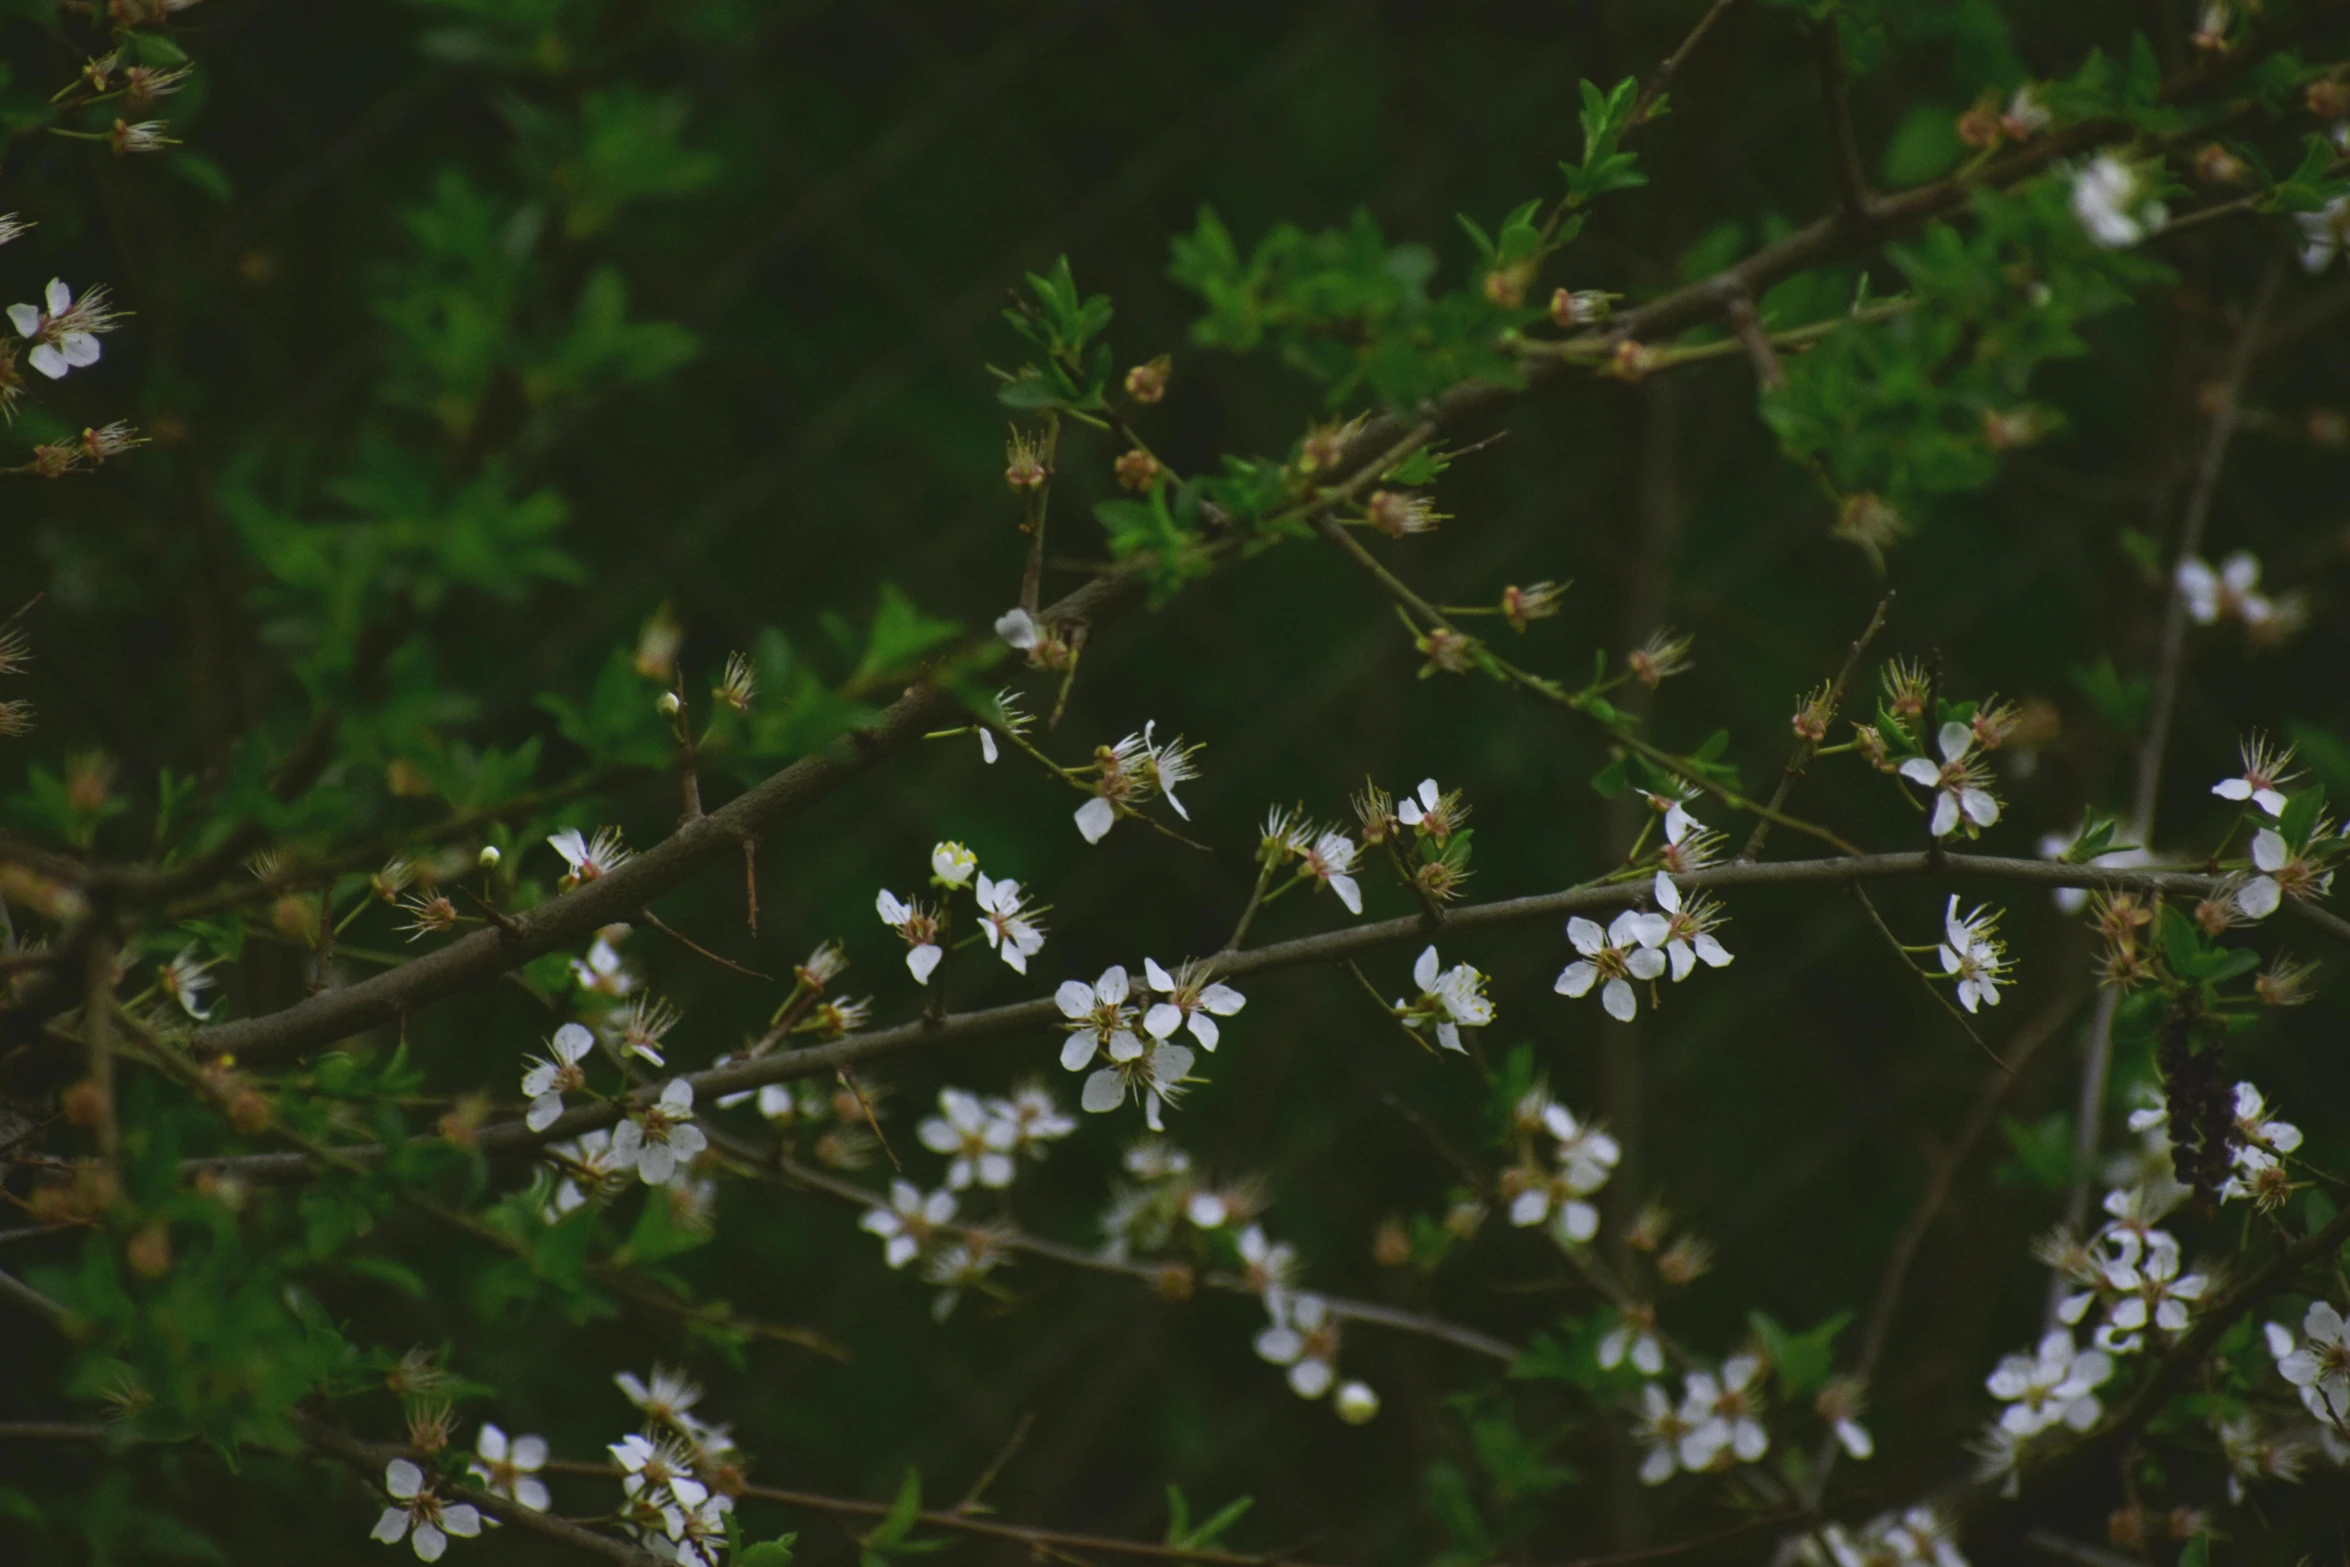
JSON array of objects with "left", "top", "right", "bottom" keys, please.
[
  {"left": 521, "top": 1022, "right": 595, "bottom": 1132},
  {"left": 1238, "top": 1224, "right": 1298, "bottom": 1297},
  {"left": 1899, "top": 721, "right": 2001, "bottom": 837},
  {"left": 1254, "top": 1291, "right": 1339, "bottom": 1399},
  {"left": 930, "top": 841, "right": 978, "bottom": 887},
  {"left": 546, "top": 1127, "right": 625, "bottom": 1219},
  {"left": 2231, "top": 1081, "right": 2303, "bottom": 1156},
  {"left": 1937, "top": 897, "right": 2009, "bottom": 1013},
  {"left": 1396, "top": 778, "right": 1444, "bottom": 829},
  {"left": 2070, "top": 153, "right": 2167, "bottom": 248},
  {"left": 1141, "top": 957, "right": 1246, "bottom": 1050},
  {"left": 2093, "top": 1239, "right": 2207, "bottom": 1354},
  {"left": 989, "top": 1082, "right": 1076, "bottom": 1153},
  {"left": 994, "top": 607, "right": 1040, "bottom": 649},
  {"left": 8, "top": 278, "right": 117, "bottom": 380},
  {"left": 159, "top": 945, "right": 215, "bottom": 1020},
  {"left": 1597, "top": 1310, "right": 1665, "bottom": 1377},
  {"left": 1555, "top": 910, "right": 1668, "bottom": 1022},
  {"left": 1631, "top": 1383, "right": 1696, "bottom": 1485},
  {"left": 2177, "top": 551, "right": 2274, "bottom": 628},
  {"left": 974, "top": 873, "right": 1047, "bottom": 974},
  {"left": 1395, "top": 945, "right": 1493, "bottom": 1052},
  {"left": 1651, "top": 873, "right": 1733, "bottom": 981},
  {"left": 547, "top": 826, "right": 630, "bottom": 887},
  {"left": 609, "top": 1080, "right": 706, "bottom": 1186},
  {"left": 1986, "top": 1329, "right": 2112, "bottom": 1435},
  {"left": 1677, "top": 1355, "right": 1769, "bottom": 1469},
  {"left": 614, "top": 1365, "right": 705, "bottom": 1432},
  {"left": 610, "top": 1430, "right": 709, "bottom": 1508},
  {"left": 2299, "top": 195, "right": 2350, "bottom": 273},
  {"left": 1302, "top": 830, "right": 1364, "bottom": 915},
  {"left": 1815, "top": 1379, "right": 1874, "bottom": 1462},
  {"left": 1057, "top": 965, "right": 1142, "bottom": 1072},
  {"left": 2212, "top": 735, "right": 2299, "bottom": 818},
  {"left": 371, "top": 1458, "right": 482, "bottom": 1561},
  {"left": 2275, "top": 1301, "right": 2350, "bottom": 1422},
  {"left": 918, "top": 1088, "right": 1019, "bottom": 1190},
  {"left": 860, "top": 1179, "right": 956, "bottom": 1268},
  {"left": 2232, "top": 824, "right": 2333, "bottom": 919},
  {"left": 1636, "top": 786, "right": 1703, "bottom": 845},
  {"left": 467, "top": 1423, "right": 550, "bottom": 1512},
  {"left": 1082, "top": 1039, "right": 1195, "bottom": 1130},
  {"left": 876, "top": 888, "right": 944, "bottom": 984},
  {"left": 1508, "top": 1103, "right": 1619, "bottom": 1241},
  {"left": 569, "top": 929, "right": 636, "bottom": 997}
]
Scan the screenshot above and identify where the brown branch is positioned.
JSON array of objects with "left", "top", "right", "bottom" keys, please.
[
  {"left": 1739, "top": 593, "right": 1893, "bottom": 862},
  {"left": 1627, "top": 0, "right": 1744, "bottom": 130},
  {"left": 1722, "top": 286, "right": 1788, "bottom": 389},
  {"left": 174, "top": 853, "right": 2338, "bottom": 1191}
]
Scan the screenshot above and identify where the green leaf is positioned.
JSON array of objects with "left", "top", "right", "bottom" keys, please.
[
  {"left": 2177, "top": 1534, "right": 2209, "bottom": 1567},
  {"left": 2277, "top": 788, "right": 2325, "bottom": 850},
  {"left": 1995, "top": 1112, "right": 2075, "bottom": 1191},
  {"left": 852, "top": 586, "right": 960, "bottom": 688},
  {"left": 741, "top": 1536, "right": 799, "bottom": 1567},
  {"left": 2070, "top": 658, "right": 2152, "bottom": 730},
  {"left": 1748, "top": 1309, "right": 1851, "bottom": 1397}
]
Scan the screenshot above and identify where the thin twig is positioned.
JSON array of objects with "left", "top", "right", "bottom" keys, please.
[
  {"left": 1740, "top": 593, "right": 1893, "bottom": 862},
  {"left": 1627, "top": 0, "right": 1743, "bottom": 128},
  {"left": 1812, "top": 19, "right": 1875, "bottom": 221}
]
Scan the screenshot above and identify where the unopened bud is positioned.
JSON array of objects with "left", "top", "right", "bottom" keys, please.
[
  {"left": 62, "top": 1077, "right": 110, "bottom": 1129},
  {"left": 2191, "top": 142, "right": 2251, "bottom": 186},
  {"left": 1549, "top": 288, "right": 1612, "bottom": 328},
  {"left": 657, "top": 690, "right": 682, "bottom": 718},
  {"left": 1123, "top": 355, "right": 1169, "bottom": 404},
  {"left": 1955, "top": 101, "right": 2003, "bottom": 150},
  {"left": 1482, "top": 264, "right": 1532, "bottom": 310},
  {"left": 1609, "top": 339, "right": 1656, "bottom": 382},
  {"left": 126, "top": 1223, "right": 173, "bottom": 1278},
  {"left": 2307, "top": 79, "right": 2350, "bottom": 122},
  {"left": 478, "top": 845, "right": 502, "bottom": 871},
  {"left": 1372, "top": 1217, "right": 1411, "bottom": 1267},
  {"left": 1114, "top": 449, "right": 1161, "bottom": 491},
  {"left": 1334, "top": 1381, "right": 1381, "bottom": 1424}
]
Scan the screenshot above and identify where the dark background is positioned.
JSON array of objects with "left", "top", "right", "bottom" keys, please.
[{"left": 2, "top": 0, "right": 2346, "bottom": 1561}]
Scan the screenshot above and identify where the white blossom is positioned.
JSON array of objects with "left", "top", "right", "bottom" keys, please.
[
  {"left": 988, "top": 1082, "right": 1076, "bottom": 1154},
  {"left": 1254, "top": 1291, "right": 1339, "bottom": 1398},
  {"left": 1238, "top": 1224, "right": 1299, "bottom": 1297},
  {"left": 1632, "top": 1383, "right": 1696, "bottom": 1485},
  {"left": 609, "top": 1080, "right": 706, "bottom": 1186},
  {"left": 8, "top": 278, "right": 118, "bottom": 380},
  {"left": 1508, "top": 1103, "right": 1619, "bottom": 1242},
  {"left": 930, "top": 840, "right": 978, "bottom": 887},
  {"left": 1636, "top": 786, "right": 1703, "bottom": 845},
  {"left": 1937, "top": 897, "right": 2008, "bottom": 1013},
  {"left": 994, "top": 607, "right": 1040, "bottom": 650},
  {"left": 2234, "top": 826, "right": 2331, "bottom": 920},
  {"left": 2299, "top": 195, "right": 2350, "bottom": 273},
  {"left": 876, "top": 888, "right": 944, "bottom": 983},
  {"left": 547, "top": 826, "right": 630, "bottom": 887},
  {"left": 610, "top": 1430, "right": 709, "bottom": 1508},
  {"left": 2213, "top": 735, "right": 2298, "bottom": 817},
  {"left": 2275, "top": 1301, "right": 2350, "bottom": 1422},
  {"left": 1986, "top": 1329, "right": 2112, "bottom": 1435},
  {"left": 371, "top": 1459, "right": 482, "bottom": 1561},
  {"left": 1301, "top": 830, "right": 1364, "bottom": 915},
  {"left": 159, "top": 945, "right": 214, "bottom": 1019},
  {"left": 2093, "top": 1240, "right": 2207, "bottom": 1354},
  {"left": 521, "top": 1021, "right": 594, "bottom": 1132},
  {"left": 974, "top": 873, "right": 1047, "bottom": 974},
  {"left": 2177, "top": 551, "right": 2276, "bottom": 628},
  {"left": 1899, "top": 721, "right": 2000, "bottom": 837},
  {"left": 1395, "top": 944, "right": 1493, "bottom": 1052},
  {"left": 546, "top": 1127, "right": 625, "bottom": 1220},
  {"left": 1555, "top": 910, "right": 1668, "bottom": 1022},
  {"left": 1677, "top": 1356, "right": 1769, "bottom": 1469},
  {"left": 1651, "top": 873, "right": 1733, "bottom": 981},
  {"left": 570, "top": 929, "right": 636, "bottom": 997},
  {"left": 1396, "top": 777, "right": 1446, "bottom": 830},
  {"left": 2070, "top": 153, "right": 2167, "bottom": 248},
  {"left": 1082, "top": 1038, "right": 1195, "bottom": 1130},
  {"left": 1057, "top": 965, "right": 1142, "bottom": 1072},
  {"left": 467, "top": 1423, "right": 550, "bottom": 1512},
  {"left": 1075, "top": 795, "right": 1117, "bottom": 844},
  {"left": 918, "top": 1088, "right": 1018, "bottom": 1190},
  {"left": 615, "top": 1365, "right": 705, "bottom": 1433},
  {"left": 1141, "top": 957, "right": 1246, "bottom": 1050},
  {"left": 860, "top": 1179, "right": 956, "bottom": 1268},
  {"left": 1598, "top": 1309, "right": 1665, "bottom": 1377}
]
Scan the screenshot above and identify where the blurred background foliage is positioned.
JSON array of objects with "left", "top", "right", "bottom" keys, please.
[{"left": 0, "top": 0, "right": 2347, "bottom": 1562}]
